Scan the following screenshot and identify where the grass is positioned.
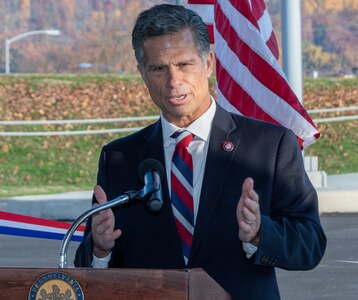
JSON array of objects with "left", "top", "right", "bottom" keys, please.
[
  {"left": 1, "top": 120, "right": 356, "bottom": 198},
  {"left": 0, "top": 125, "right": 148, "bottom": 198},
  {"left": 0, "top": 75, "right": 356, "bottom": 197},
  {"left": 0, "top": 133, "right": 106, "bottom": 197},
  {"left": 305, "top": 121, "right": 357, "bottom": 174}
]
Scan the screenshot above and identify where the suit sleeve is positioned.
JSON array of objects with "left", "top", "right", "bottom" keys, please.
[
  {"left": 74, "top": 147, "right": 108, "bottom": 267},
  {"left": 254, "top": 129, "right": 327, "bottom": 270},
  {"left": 74, "top": 220, "right": 94, "bottom": 267}
]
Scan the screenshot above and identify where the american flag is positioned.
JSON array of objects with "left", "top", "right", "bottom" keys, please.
[{"left": 187, "top": 0, "right": 320, "bottom": 149}]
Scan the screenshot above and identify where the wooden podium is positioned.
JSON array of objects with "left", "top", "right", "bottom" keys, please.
[{"left": 0, "top": 267, "right": 230, "bottom": 299}]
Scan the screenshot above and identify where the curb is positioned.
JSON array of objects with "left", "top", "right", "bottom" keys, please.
[{"left": 318, "top": 190, "right": 358, "bottom": 213}]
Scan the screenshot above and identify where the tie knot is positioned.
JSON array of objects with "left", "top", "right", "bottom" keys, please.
[{"left": 171, "top": 130, "right": 194, "bottom": 148}]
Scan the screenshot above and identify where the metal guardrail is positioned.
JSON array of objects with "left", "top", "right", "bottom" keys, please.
[
  {"left": 0, "top": 116, "right": 159, "bottom": 126},
  {"left": 0, "top": 107, "right": 357, "bottom": 136},
  {"left": 308, "top": 106, "right": 358, "bottom": 123},
  {"left": 314, "top": 115, "right": 358, "bottom": 123},
  {"left": 307, "top": 106, "right": 358, "bottom": 114}
]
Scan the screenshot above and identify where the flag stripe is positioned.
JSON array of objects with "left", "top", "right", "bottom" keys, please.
[
  {"left": 216, "top": 3, "right": 293, "bottom": 104},
  {"left": 230, "top": 0, "right": 279, "bottom": 59},
  {"left": 187, "top": 2, "right": 214, "bottom": 43},
  {"left": 215, "top": 29, "right": 318, "bottom": 140},
  {"left": 265, "top": 31, "right": 279, "bottom": 59},
  {"left": 216, "top": 60, "right": 279, "bottom": 125},
  {"left": 206, "top": 24, "right": 214, "bottom": 44},
  {"left": 187, "top": 3, "right": 214, "bottom": 23},
  {"left": 187, "top": 0, "right": 214, "bottom": 5},
  {"left": 188, "top": 0, "right": 320, "bottom": 149},
  {"left": 215, "top": 0, "right": 285, "bottom": 79},
  {"left": 214, "top": 0, "right": 320, "bottom": 148}
]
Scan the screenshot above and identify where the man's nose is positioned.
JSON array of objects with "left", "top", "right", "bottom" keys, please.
[{"left": 166, "top": 66, "right": 183, "bottom": 88}]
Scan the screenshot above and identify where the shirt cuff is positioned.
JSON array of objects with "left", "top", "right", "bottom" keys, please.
[
  {"left": 91, "top": 252, "right": 112, "bottom": 268},
  {"left": 242, "top": 242, "right": 258, "bottom": 259}
]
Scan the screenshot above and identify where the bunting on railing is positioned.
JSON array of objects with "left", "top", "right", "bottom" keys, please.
[{"left": 0, "top": 211, "right": 84, "bottom": 242}]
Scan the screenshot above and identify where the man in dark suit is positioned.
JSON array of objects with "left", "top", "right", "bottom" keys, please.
[{"left": 75, "top": 4, "right": 326, "bottom": 299}]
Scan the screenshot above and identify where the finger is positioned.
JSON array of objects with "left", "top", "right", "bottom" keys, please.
[
  {"left": 237, "top": 178, "right": 253, "bottom": 215},
  {"left": 95, "top": 229, "right": 122, "bottom": 251},
  {"left": 248, "top": 189, "right": 259, "bottom": 203},
  {"left": 242, "top": 207, "right": 256, "bottom": 224},
  {"left": 243, "top": 199, "right": 260, "bottom": 215},
  {"left": 111, "top": 228, "right": 122, "bottom": 240},
  {"left": 93, "top": 218, "right": 113, "bottom": 235},
  {"left": 94, "top": 185, "right": 108, "bottom": 205},
  {"left": 92, "top": 209, "right": 112, "bottom": 227},
  {"left": 100, "top": 228, "right": 122, "bottom": 242},
  {"left": 242, "top": 177, "right": 254, "bottom": 196},
  {"left": 239, "top": 221, "right": 256, "bottom": 241}
]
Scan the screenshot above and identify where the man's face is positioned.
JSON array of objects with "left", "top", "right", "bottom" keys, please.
[{"left": 138, "top": 29, "right": 214, "bottom": 127}]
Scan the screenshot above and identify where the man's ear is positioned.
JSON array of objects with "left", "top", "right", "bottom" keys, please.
[{"left": 206, "top": 51, "right": 214, "bottom": 78}]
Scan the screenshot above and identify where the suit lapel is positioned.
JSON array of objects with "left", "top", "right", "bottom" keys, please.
[
  {"left": 189, "top": 106, "right": 241, "bottom": 262},
  {"left": 142, "top": 120, "right": 165, "bottom": 163}
]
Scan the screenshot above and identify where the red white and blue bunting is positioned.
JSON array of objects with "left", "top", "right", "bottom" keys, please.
[{"left": 0, "top": 211, "right": 84, "bottom": 242}]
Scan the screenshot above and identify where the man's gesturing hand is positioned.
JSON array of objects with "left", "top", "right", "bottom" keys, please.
[
  {"left": 91, "top": 185, "right": 122, "bottom": 258},
  {"left": 236, "top": 178, "right": 261, "bottom": 246}
]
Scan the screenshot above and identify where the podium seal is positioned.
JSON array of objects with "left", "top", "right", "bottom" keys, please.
[{"left": 28, "top": 271, "right": 84, "bottom": 300}]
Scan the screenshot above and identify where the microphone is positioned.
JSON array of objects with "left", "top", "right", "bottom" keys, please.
[{"left": 138, "top": 159, "right": 164, "bottom": 213}]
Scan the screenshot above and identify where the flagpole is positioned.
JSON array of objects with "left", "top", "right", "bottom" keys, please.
[
  {"left": 282, "top": 0, "right": 327, "bottom": 187},
  {"left": 282, "top": 0, "right": 304, "bottom": 158},
  {"left": 281, "top": 0, "right": 303, "bottom": 103}
]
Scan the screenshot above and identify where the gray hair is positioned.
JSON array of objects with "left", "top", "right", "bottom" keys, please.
[{"left": 132, "top": 4, "right": 211, "bottom": 69}]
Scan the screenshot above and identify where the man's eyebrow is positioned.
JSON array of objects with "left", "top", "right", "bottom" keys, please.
[
  {"left": 147, "top": 63, "right": 166, "bottom": 69},
  {"left": 147, "top": 57, "right": 197, "bottom": 69},
  {"left": 177, "top": 58, "right": 196, "bottom": 64}
]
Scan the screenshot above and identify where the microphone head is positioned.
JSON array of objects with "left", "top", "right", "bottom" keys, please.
[
  {"left": 148, "top": 198, "right": 162, "bottom": 213},
  {"left": 138, "top": 158, "right": 164, "bottom": 182}
]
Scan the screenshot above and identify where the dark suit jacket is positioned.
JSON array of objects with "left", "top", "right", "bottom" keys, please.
[{"left": 75, "top": 104, "right": 327, "bottom": 299}]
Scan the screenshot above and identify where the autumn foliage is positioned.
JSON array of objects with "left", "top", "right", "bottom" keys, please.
[
  {"left": 0, "top": 75, "right": 356, "bottom": 121},
  {"left": 0, "top": 0, "right": 357, "bottom": 76}
]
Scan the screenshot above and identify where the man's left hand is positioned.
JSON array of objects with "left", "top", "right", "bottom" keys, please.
[{"left": 236, "top": 178, "right": 261, "bottom": 246}]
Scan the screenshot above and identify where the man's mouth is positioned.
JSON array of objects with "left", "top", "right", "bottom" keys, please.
[{"left": 168, "top": 94, "right": 186, "bottom": 101}]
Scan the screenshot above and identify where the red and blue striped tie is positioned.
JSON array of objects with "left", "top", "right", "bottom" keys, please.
[{"left": 171, "top": 130, "right": 194, "bottom": 264}]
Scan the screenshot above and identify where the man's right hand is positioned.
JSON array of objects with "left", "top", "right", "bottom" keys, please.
[{"left": 91, "top": 185, "right": 122, "bottom": 258}]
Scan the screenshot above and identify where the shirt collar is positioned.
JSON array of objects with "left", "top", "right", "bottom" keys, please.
[{"left": 161, "top": 97, "right": 216, "bottom": 145}]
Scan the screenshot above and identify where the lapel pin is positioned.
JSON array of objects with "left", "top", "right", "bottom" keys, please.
[{"left": 222, "top": 141, "right": 234, "bottom": 152}]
